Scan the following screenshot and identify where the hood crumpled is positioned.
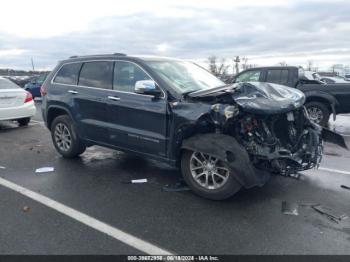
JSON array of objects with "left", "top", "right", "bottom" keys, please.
[{"left": 231, "top": 82, "right": 305, "bottom": 114}]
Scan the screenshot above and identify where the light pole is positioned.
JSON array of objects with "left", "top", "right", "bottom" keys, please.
[{"left": 233, "top": 56, "right": 240, "bottom": 75}]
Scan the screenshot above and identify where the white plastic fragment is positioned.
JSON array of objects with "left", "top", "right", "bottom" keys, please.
[
  {"left": 131, "top": 179, "right": 148, "bottom": 184},
  {"left": 35, "top": 167, "right": 55, "bottom": 173},
  {"left": 0, "top": 166, "right": 6, "bottom": 169}
]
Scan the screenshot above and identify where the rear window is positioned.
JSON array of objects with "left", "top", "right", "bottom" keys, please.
[
  {"left": 54, "top": 63, "right": 82, "bottom": 85},
  {"left": 0, "top": 78, "right": 20, "bottom": 89},
  {"left": 78, "top": 61, "right": 113, "bottom": 89}
]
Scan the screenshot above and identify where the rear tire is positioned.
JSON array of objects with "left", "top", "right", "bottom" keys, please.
[
  {"left": 51, "top": 115, "right": 86, "bottom": 158},
  {"left": 305, "top": 101, "right": 330, "bottom": 126},
  {"left": 181, "top": 150, "right": 242, "bottom": 200},
  {"left": 17, "top": 117, "right": 31, "bottom": 126}
]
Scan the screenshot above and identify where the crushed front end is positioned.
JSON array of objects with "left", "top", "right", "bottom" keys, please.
[
  {"left": 188, "top": 82, "right": 346, "bottom": 178},
  {"left": 233, "top": 107, "right": 323, "bottom": 176}
]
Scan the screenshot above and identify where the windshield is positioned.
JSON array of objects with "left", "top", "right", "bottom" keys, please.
[{"left": 145, "top": 61, "right": 225, "bottom": 93}]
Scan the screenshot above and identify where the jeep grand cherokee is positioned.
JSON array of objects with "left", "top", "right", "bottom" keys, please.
[{"left": 41, "top": 54, "right": 346, "bottom": 200}]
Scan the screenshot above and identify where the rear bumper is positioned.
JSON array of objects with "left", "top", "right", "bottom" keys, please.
[{"left": 0, "top": 101, "right": 36, "bottom": 121}]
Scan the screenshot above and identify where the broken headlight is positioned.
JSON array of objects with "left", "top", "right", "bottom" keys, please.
[{"left": 224, "top": 105, "right": 238, "bottom": 120}]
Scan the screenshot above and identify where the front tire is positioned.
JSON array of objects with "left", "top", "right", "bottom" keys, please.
[
  {"left": 181, "top": 150, "right": 242, "bottom": 200},
  {"left": 305, "top": 101, "right": 330, "bottom": 126},
  {"left": 17, "top": 117, "right": 31, "bottom": 126},
  {"left": 51, "top": 115, "right": 86, "bottom": 158}
]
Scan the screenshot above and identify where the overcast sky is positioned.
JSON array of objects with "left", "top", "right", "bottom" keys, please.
[{"left": 0, "top": 0, "right": 349, "bottom": 71}]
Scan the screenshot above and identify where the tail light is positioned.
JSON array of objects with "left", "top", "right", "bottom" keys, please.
[
  {"left": 40, "top": 85, "right": 47, "bottom": 96},
  {"left": 24, "top": 92, "right": 33, "bottom": 103}
]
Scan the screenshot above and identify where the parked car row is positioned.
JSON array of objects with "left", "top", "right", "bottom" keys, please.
[
  {"left": 24, "top": 73, "right": 49, "bottom": 98},
  {"left": 4, "top": 73, "right": 49, "bottom": 98}
]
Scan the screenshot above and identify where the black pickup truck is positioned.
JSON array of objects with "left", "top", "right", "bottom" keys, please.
[{"left": 232, "top": 66, "right": 350, "bottom": 126}]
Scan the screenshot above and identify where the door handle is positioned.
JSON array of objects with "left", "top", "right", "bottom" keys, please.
[
  {"left": 68, "top": 90, "right": 78, "bottom": 94},
  {"left": 108, "top": 96, "right": 121, "bottom": 101}
]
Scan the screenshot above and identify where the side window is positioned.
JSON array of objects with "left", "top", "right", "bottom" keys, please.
[
  {"left": 235, "top": 70, "right": 261, "bottom": 82},
  {"left": 54, "top": 63, "right": 82, "bottom": 85},
  {"left": 78, "top": 61, "right": 113, "bottom": 89},
  {"left": 266, "top": 69, "right": 289, "bottom": 84},
  {"left": 113, "top": 61, "right": 152, "bottom": 93}
]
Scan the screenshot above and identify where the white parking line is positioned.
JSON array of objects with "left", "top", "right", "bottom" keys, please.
[
  {"left": 318, "top": 167, "right": 350, "bottom": 176},
  {"left": 0, "top": 176, "right": 173, "bottom": 255}
]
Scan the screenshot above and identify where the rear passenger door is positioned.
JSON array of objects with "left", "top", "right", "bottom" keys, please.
[
  {"left": 74, "top": 61, "right": 114, "bottom": 144},
  {"left": 106, "top": 61, "right": 168, "bottom": 157},
  {"left": 265, "top": 69, "right": 292, "bottom": 87}
]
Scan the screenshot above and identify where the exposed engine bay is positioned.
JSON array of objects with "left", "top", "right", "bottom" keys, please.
[
  {"left": 186, "top": 82, "right": 346, "bottom": 177},
  {"left": 230, "top": 108, "right": 322, "bottom": 175}
]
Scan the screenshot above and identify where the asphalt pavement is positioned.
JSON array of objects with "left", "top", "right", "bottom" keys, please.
[{"left": 0, "top": 102, "right": 350, "bottom": 254}]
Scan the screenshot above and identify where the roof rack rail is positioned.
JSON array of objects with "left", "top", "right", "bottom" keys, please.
[{"left": 69, "top": 53, "right": 127, "bottom": 59}]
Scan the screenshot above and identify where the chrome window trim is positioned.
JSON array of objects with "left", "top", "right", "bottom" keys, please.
[{"left": 51, "top": 59, "right": 166, "bottom": 99}]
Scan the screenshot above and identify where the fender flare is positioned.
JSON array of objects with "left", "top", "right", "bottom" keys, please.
[
  {"left": 181, "top": 133, "right": 270, "bottom": 188},
  {"left": 304, "top": 91, "right": 339, "bottom": 120},
  {"left": 47, "top": 105, "right": 75, "bottom": 129}
]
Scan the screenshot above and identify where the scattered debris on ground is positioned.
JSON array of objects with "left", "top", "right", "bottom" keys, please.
[
  {"left": 122, "top": 178, "right": 148, "bottom": 184},
  {"left": 281, "top": 201, "right": 299, "bottom": 216},
  {"left": 29, "top": 145, "right": 42, "bottom": 154},
  {"left": 22, "top": 206, "right": 30, "bottom": 212},
  {"left": 299, "top": 202, "right": 320, "bottom": 207},
  {"left": 35, "top": 167, "right": 55, "bottom": 173},
  {"left": 0, "top": 166, "right": 6, "bottom": 169},
  {"left": 311, "top": 204, "right": 348, "bottom": 223},
  {"left": 162, "top": 180, "right": 190, "bottom": 192},
  {"left": 340, "top": 185, "right": 350, "bottom": 190},
  {"left": 131, "top": 179, "right": 147, "bottom": 183},
  {"left": 279, "top": 172, "right": 301, "bottom": 180}
]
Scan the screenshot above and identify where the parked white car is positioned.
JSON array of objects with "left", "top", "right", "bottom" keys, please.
[
  {"left": 320, "top": 76, "right": 349, "bottom": 84},
  {"left": 0, "top": 77, "right": 36, "bottom": 126}
]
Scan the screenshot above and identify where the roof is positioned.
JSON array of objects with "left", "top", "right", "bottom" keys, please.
[
  {"left": 62, "top": 54, "right": 182, "bottom": 63},
  {"left": 242, "top": 66, "right": 299, "bottom": 70}
]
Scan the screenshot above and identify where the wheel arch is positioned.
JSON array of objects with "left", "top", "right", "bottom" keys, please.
[
  {"left": 304, "top": 92, "right": 339, "bottom": 115},
  {"left": 47, "top": 106, "right": 74, "bottom": 130},
  {"left": 180, "top": 133, "right": 270, "bottom": 188}
]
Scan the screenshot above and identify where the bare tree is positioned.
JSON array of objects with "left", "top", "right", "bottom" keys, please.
[
  {"left": 330, "top": 64, "right": 337, "bottom": 73},
  {"left": 241, "top": 57, "right": 249, "bottom": 70},
  {"left": 208, "top": 56, "right": 218, "bottom": 75},
  {"left": 208, "top": 56, "right": 229, "bottom": 77}
]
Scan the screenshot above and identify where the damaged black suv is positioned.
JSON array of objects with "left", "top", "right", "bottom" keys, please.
[{"left": 41, "top": 54, "right": 347, "bottom": 200}]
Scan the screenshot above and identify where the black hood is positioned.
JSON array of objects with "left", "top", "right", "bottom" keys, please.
[{"left": 189, "top": 82, "right": 306, "bottom": 115}]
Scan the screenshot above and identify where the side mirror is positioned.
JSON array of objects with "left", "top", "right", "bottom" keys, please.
[{"left": 134, "top": 80, "right": 161, "bottom": 97}]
